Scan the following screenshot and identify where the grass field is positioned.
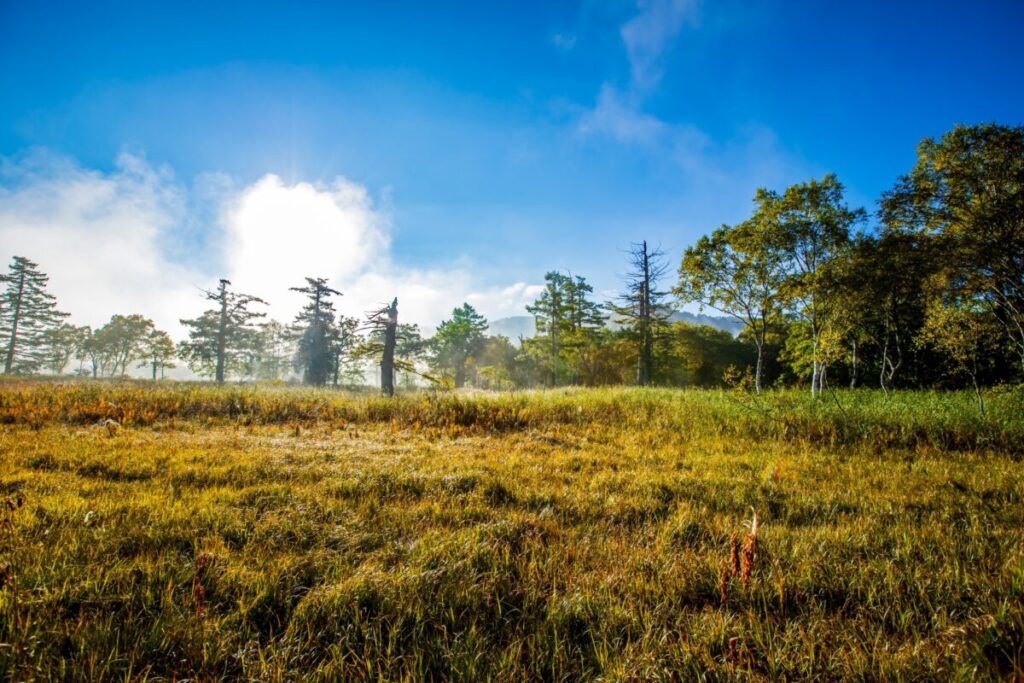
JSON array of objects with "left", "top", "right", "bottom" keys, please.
[{"left": 0, "top": 381, "right": 1022, "bottom": 680}]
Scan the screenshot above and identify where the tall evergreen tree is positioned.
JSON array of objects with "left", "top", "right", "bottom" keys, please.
[
  {"left": 526, "top": 271, "right": 571, "bottom": 386},
  {"left": 431, "top": 303, "right": 489, "bottom": 387},
  {"left": 180, "top": 279, "right": 267, "bottom": 383},
  {"left": 291, "top": 277, "right": 342, "bottom": 386},
  {"left": 0, "top": 256, "right": 68, "bottom": 374}
]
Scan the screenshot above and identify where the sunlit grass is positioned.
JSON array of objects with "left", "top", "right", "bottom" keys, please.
[{"left": 0, "top": 381, "right": 1021, "bottom": 680}]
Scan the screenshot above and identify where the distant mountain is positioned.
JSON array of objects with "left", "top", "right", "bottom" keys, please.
[
  {"left": 489, "top": 312, "right": 743, "bottom": 342},
  {"left": 488, "top": 316, "right": 536, "bottom": 343},
  {"left": 669, "top": 311, "right": 745, "bottom": 336}
]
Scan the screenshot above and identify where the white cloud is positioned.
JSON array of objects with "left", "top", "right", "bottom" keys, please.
[
  {"left": 0, "top": 151, "right": 201, "bottom": 335},
  {"left": 0, "top": 152, "right": 539, "bottom": 342},
  {"left": 220, "top": 175, "right": 540, "bottom": 329}
]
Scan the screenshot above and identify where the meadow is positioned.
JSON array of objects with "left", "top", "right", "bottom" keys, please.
[{"left": 0, "top": 381, "right": 1022, "bottom": 680}]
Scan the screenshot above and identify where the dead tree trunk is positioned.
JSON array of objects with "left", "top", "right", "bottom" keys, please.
[{"left": 381, "top": 298, "right": 398, "bottom": 397}]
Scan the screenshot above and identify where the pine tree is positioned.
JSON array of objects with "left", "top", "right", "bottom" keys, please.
[
  {"left": 290, "top": 277, "right": 342, "bottom": 386},
  {"left": 431, "top": 303, "right": 489, "bottom": 387},
  {"left": 180, "top": 279, "right": 266, "bottom": 382},
  {"left": 526, "top": 271, "right": 571, "bottom": 386},
  {"left": 1, "top": 256, "right": 68, "bottom": 374}
]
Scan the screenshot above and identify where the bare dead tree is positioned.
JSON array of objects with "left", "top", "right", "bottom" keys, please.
[{"left": 609, "top": 241, "right": 672, "bottom": 386}]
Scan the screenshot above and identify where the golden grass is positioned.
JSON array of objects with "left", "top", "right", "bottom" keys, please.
[{"left": 0, "top": 381, "right": 1021, "bottom": 680}]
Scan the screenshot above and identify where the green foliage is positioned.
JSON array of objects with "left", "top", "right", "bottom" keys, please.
[
  {"left": 251, "top": 320, "right": 295, "bottom": 382},
  {"left": 677, "top": 220, "right": 786, "bottom": 392},
  {"left": 40, "top": 323, "right": 90, "bottom": 375},
  {"left": 179, "top": 280, "right": 266, "bottom": 382},
  {"left": 430, "top": 303, "right": 488, "bottom": 387},
  {"left": 290, "top": 278, "right": 342, "bottom": 387},
  {"left": 0, "top": 256, "right": 68, "bottom": 374},
  {"left": 138, "top": 329, "right": 177, "bottom": 380},
  {"left": 525, "top": 272, "right": 606, "bottom": 386},
  {"left": 84, "top": 314, "right": 156, "bottom": 378},
  {"left": 882, "top": 123, "right": 1024, "bottom": 373}
]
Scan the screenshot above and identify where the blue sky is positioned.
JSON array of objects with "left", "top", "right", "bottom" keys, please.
[{"left": 1, "top": 0, "right": 1022, "bottom": 330}]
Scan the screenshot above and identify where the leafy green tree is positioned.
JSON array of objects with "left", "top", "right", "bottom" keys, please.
[
  {"left": 87, "top": 315, "right": 155, "bottom": 377},
  {"left": 40, "top": 323, "right": 90, "bottom": 375},
  {"left": 330, "top": 315, "right": 365, "bottom": 386},
  {"left": 573, "top": 329, "right": 634, "bottom": 386},
  {"left": 180, "top": 279, "right": 266, "bottom": 383},
  {"left": 668, "top": 322, "right": 754, "bottom": 387},
  {"left": 918, "top": 299, "right": 1002, "bottom": 415},
  {"left": 763, "top": 175, "right": 864, "bottom": 396},
  {"left": 138, "top": 329, "right": 177, "bottom": 380},
  {"left": 290, "top": 278, "right": 342, "bottom": 387},
  {"left": 251, "top": 320, "right": 294, "bottom": 381},
  {"left": 677, "top": 217, "right": 785, "bottom": 393},
  {"left": 431, "top": 303, "right": 489, "bottom": 387},
  {"left": 881, "top": 123, "right": 1024, "bottom": 377},
  {"left": 833, "top": 232, "right": 935, "bottom": 392},
  {"left": 0, "top": 256, "right": 68, "bottom": 374}
]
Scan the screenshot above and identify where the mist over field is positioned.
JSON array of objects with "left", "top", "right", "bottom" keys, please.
[{"left": 1, "top": 0, "right": 1023, "bottom": 679}]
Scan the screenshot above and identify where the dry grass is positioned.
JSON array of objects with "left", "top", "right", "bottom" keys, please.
[{"left": 0, "top": 380, "right": 1021, "bottom": 680}]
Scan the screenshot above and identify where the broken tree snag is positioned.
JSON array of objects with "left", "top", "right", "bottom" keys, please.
[{"left": 380, "top": 298, "right": 398, "bottom": 396}]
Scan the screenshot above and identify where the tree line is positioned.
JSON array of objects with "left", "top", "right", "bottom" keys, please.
[{"left": 2, "top": 123, "right": 1022, "bottom": 398}]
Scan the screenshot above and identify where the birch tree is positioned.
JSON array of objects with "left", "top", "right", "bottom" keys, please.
[{"left": 676, "top": 218, "right": 785, "bottom": 393}]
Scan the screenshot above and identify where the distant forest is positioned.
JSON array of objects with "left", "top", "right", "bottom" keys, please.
[{"left": 2, "top": 123, "right": 1022, "bottom": 398}]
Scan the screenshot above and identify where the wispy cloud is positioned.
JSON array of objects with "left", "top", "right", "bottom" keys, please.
[
  {"left": 577, "top": 84, "right": 666, "bottom": 144},
  {"left": 550, "top": 32, "right": 577, "bottom": 52},
  {"left": 577, "top": 0, "right": 700, "bottom": 144},
  {"left": 620, "top": 0, "right": 700, "bottom": 93},
  {"left": 572, "top": 0, "right": 810, "bottom": 208}
]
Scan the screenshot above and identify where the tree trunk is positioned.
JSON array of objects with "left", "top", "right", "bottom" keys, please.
[
  {"left": 879, "top": 339, "right": 889, "bottom": 396},
  {"left": 3, "top": 269, "right": 25, "bottom": 374},
  {"left": 215, "top": 280, "right": 228, "bottom": 384},
  {"left": 971, "top": 372, "right": 985, "bottom": 417},
  {"left": 849, "top": 339, "right": 858, "bottom": 388},
  {"left": 380, "top": 299, "right": 398, "bottom": 397},
  {"left": 638, "top": 241, "right": 652, "bottom": 386},
  {"left": 753, "top": 324, "right": 766, "bottom": 394}
]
